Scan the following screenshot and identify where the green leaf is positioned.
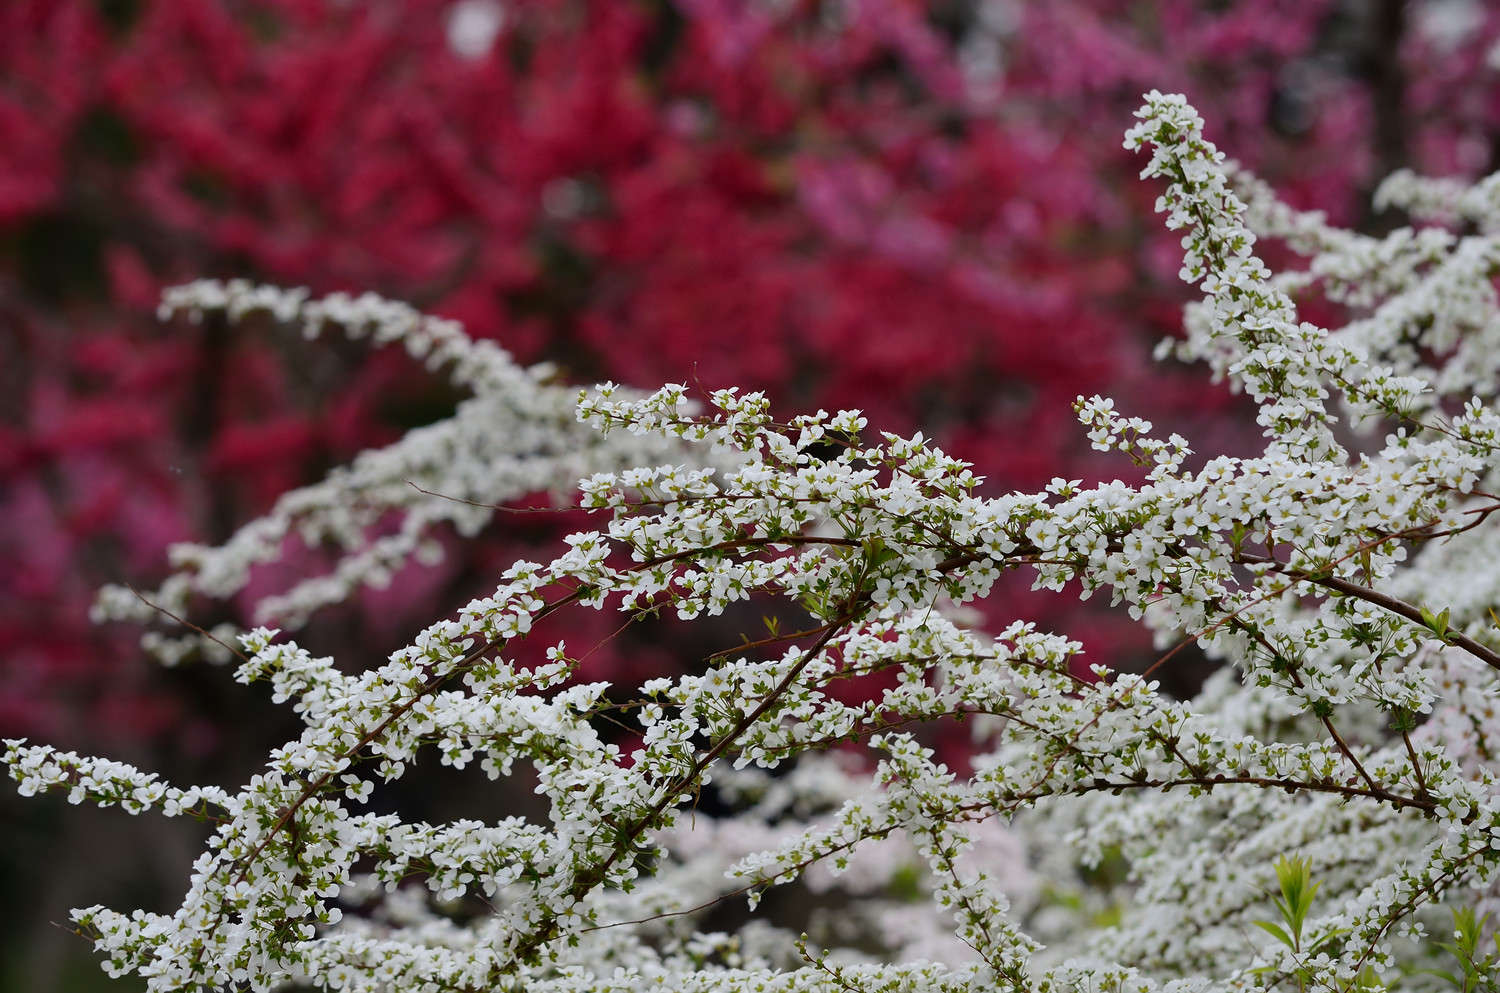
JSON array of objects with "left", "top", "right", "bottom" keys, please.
[
  {"left": 1416, "top": 967, "right": 1464, "bottom": 987},
  {"left": 1252, "top": 919, "right": 1295, "bottom": 949}
]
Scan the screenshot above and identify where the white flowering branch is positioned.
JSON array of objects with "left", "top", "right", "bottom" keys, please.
[{"left": 93, "top": 280, "right": 698, "bottom": 663}]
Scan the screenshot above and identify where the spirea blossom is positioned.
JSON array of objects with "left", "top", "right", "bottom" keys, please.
[{"left": 11, "top": 93, "right": 1500, "bottom": 993}]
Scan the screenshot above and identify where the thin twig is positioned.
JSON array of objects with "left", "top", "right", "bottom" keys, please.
[{"left": 125, "top": 583, "right": 248, "bottom": 664}]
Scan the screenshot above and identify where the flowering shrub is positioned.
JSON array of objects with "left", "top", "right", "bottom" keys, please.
[{"left": 10, "top": 92, "right": 1500, "bottom": 992}]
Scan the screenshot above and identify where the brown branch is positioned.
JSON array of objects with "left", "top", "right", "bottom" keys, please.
[
  {"left": 1239, "top": 553, "right": 1500, "bottom": 674},
  {"left": 1400, "top": 726, "right": 1431, "bottom": 800}
]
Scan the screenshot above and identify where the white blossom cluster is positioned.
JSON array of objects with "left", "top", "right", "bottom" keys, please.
[{"left": 9, "top": 92, "right": 1500, "bottom": 992}]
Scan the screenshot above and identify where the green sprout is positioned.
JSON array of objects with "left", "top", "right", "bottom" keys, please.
[
  {"left": 1420, "top": 605, "right": 1457, "bottom": 644},
  {"left": 1422, "top": 907, "right": 1500, "bottom": 993},
  {"left": 1249, "top": 856, "right": 1380, "bottom": 992}
]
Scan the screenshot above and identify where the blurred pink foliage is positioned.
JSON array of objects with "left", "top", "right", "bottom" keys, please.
[{"left": 5, "top": 0, "right": 1500, "bottom": 759}]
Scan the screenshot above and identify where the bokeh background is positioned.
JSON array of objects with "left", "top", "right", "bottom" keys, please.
[{"left": 4, "top": 1, "right": 1500, "bottom": 990}]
